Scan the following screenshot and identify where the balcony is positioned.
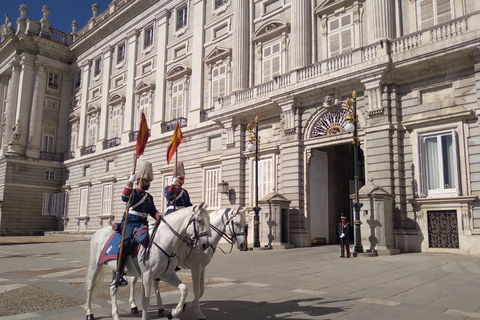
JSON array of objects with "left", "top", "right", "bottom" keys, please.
[
  {"left": 129, "top": 129, "right": 151, "bottom": 143},
  {"left": 161, "top": 118, "right": 187, "bottom": 133},
  {"left": 64, "top": 151, "right": 75, "bottom": 160},
  {"left": 103, "top": 137, "right": 121, "bottom": 150},
  {"left": 200, "top": 107, "right": 214, "bottom": 122},
  {"left": 80, "top": 145, "right": 96, "bottom": 156},
  {"left": 40, "top": 152, "right": 65, "bottom": 162}
]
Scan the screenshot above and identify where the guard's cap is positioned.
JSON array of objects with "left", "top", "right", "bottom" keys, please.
[
  {"left": 175, "top": 161, "right": 185, "bottom": 178},
  {"left": 341, "top": 213, "right": 346, "bottom": 220},
  {"left": 137, "top": 161, "right": 154, "bottom": 181}
]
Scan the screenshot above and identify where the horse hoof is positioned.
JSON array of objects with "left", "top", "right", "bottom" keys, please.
[
  {"left": 86, "top": 314, "right": 95, "bottom": 320},
  {"left": 158, "top": 309, "right": 167, "bottom": 316},
  {"left": 131, "top": 306, "right": 139, "bottom": 314},
  {"left": 167, "top": 311, "right": 173, "bottom": 319}
]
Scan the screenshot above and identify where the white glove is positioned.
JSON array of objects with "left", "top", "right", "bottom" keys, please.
[
  {"left": 129, "top": 174, "right": 136, "bottom": 183},
  {"left": 171, "top": 177, "right": 179, "bottom": 186},
  {"left": 340, "top": 233, "right": 345, "bottom": 238}
]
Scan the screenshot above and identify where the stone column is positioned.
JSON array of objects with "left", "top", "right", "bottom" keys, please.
[
  {"left": 98, "top": 46, "right": 113, "bottom": 150},
  {"left": 12, "top": 54, "right": 36, "bottom": 154},
  {"left": 26, "top": 62, "right": 47, "bottom": 158},
  {"left": 4, "top": 60, "right": 21, "bottom": 148},
  {"left": 154, "top": 10, "right": 170, "bottom": 127},
  {"left": 58, "top": 72, "right": 73, "bottom": 153},
  {"left": 290, "top": 0, "right": 311, "bottom": 70},
  {"left": 189, "top": 0, "right": 206, "bottom": 125},
  {"left": 366, "top": 0, "right": 395, "bottom": 42},
  {"left": 232, "top": 1, "right": 249, "bottom": 92},
  {"left": 77, "top": 60, "right": 91, "bottom": 152},
  {"left": 0, "top": 76, "right": 8, "bottom": 152},
  {"left": 122, "top": 29, "right": 138, "bottom": 144}
]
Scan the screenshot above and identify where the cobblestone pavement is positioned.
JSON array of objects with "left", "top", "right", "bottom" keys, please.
[{"left": 0, "top": 236, "right": 480, "bottom": 320}]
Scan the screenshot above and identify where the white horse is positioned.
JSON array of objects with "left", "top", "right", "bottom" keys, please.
[
  {"left": 128, "top": 207, "right": 248, "bottom": 320},
  {"left": 85, "top": 204, "right": 211, "bottom": 320}
]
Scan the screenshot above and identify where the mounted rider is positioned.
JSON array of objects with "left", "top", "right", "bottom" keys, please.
[
  {"left": 165, "top": 161, "right": 192, "bottom": 215},
  {"left": 114, "top": 161, "right": 161, "bottom": 287}
]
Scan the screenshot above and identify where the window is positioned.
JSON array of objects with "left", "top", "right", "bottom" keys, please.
[
  {"left": 48, "top": 72, "right": 59, "bottom": 89},
  {"left": 420, "top": 130, "right": 458, "bottom": 196},
  {"left": 262, "top": 42, "right": 282, "bottom": 83},
  {"left": 252, "top": 157, "right": 274, "bottom": 204},
  {"left": 264, "top": 0, "right": 281, "bottom": 14},
  {"left": 102, "top": 184, "right": 113, "bottom": 215},
  {"left": 87, "top": 115, "right": 98, "bottom": 146},
  {"left": 117, "top": 43, "right": 126, "bottom": 64},
  {"left": 109, "top": 107, "right": 122, "bottom": 139},
  {"left": 212, "top": 64, "right": 227, "bottom": 105},
  {"left": 84, "top": 165, "right": 90, "bottom": 177},
  {"left": 79, "top": 187, "right": 88, "bottom": 217},
  {"left": 208, "top": 135, "right": 222, "bottom": 151},
  {"left": 69, "top": 124, "right": 78, "bottom": 152},
  {"left": 106, "top": 160, "right": 114, "bottom": 172},
  {"left": 43, "top": 135, "right": 54, "bottom": 152},
  {"left": 94, "top": 58, "right": 102, "bottom": 77},
  {"left": 177, "top": 7, "right": 188, "bottom": 30},
  {"left": 171, "top": 81, "right": 185, "bottom": 120},
  {"left": 419, "top": 0, "right": 452, "bottom": 29},
  {"left": 74, "top": 71, "right": 81, "bottom": 89},
  {"left": 46, "top": 99, "right": 59, "bottom": 110},
  {"left": 205, "top": 167, "right": 220, "bottom": 209},
  {"left": 328, "top": 13, "right": 353, "bottom": 57},
  {"left": 42, "top": 192, "right": 66, "bottom": 217},
  {"left": 144, "top": 27, "right": 154, "bottom": 49},
  {"left": 45, "top": 170, "right": 55, "bottom": 180}
]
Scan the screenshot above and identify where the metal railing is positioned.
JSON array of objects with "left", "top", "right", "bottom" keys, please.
[
  {"left": 103, "top": 137, "right": 121, "bottom": 149},
  {"left": 40, "top": 152, "right": 64, "bottom": 162},
  {"left": 80, "top": 145, "right": 96, "bottom": 156},
  {"left": 161, "top": 118, "right": 187, "bottom": 133}
]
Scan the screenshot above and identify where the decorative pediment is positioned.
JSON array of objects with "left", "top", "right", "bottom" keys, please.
[
  {"left": 68, "top": 112, "right": 80, "bottom": 123},
  {"left": 253, "top": 20, "right": 290, "bottom": 43},
  {"left": 86, "top": 104, "right": 100, "bottom": 116},
  {"left": 315, "top": 0, "right": 357, "bottom": 16},
  {"left": 165, "top": 64, "right": 192, "bottom": 82},
  {"left": 134, "top": 81, "right": 155, "bottom": 95},
  {"left": 204, "top": 46, "right": 232, "bottom": 65},
  {"left": 108, "top": 94, "right": 125, "bottom": 106}
]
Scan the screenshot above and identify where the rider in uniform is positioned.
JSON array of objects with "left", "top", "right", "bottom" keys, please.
[
  {"left": 165, "top": 162, "right": 192, "bottom": 215},
  {"left": 114, "top": 161, "right": 161, "bottom": 287}
]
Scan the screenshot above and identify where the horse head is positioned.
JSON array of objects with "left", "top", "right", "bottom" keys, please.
[
  {"left": 186, "top": 202, "right": 211, "bottom": 251},
  {"left": 227, "top": 207, "right": 248, "bottom": 251}
]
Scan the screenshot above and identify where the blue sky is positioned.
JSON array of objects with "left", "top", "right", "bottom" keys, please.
[{"left": 2, "top": 1, "right": 112, "bottom": 33}]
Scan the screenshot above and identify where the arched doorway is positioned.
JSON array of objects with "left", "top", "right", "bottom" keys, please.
[{"left": 308, "top": 143, "right": 365, "bottom": 244}]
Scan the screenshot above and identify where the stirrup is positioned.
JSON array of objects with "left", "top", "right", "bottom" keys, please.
[{"left": 111, "top": 274, "right": 128, "bottom": 287}]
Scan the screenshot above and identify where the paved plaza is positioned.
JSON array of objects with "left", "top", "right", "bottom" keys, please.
[{"left": 0, "top": 236, "right": 480, "bottom": 319}]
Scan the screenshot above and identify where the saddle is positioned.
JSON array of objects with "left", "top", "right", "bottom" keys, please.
[{"left": 97, "top": 232, "right": 141, "bottom": 266}]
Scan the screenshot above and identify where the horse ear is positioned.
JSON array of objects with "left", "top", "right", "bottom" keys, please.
[{"left": 198, "top": 202, "right": 206, "bottom": 210}]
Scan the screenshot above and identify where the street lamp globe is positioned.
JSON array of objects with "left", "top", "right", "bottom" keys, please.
[
  {"left": 344, "top": 122, "right": 355, "bottom": 133},
  {"left": 246, "top": 141, "right": 255, "bottom": 152}
]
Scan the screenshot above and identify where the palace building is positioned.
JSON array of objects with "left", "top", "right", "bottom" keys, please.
[{"left": 1, "top": 0, "right": 480, "bottom": 253}]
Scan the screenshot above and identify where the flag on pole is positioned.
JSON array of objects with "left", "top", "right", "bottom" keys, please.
[
  {"left": 167, "top": 122, "right": 183, "bottom": 164},
  {"left": 136, "top": 112, "right": 150, "bottom": 158}
]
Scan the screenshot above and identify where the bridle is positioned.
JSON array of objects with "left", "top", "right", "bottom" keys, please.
[{"left": 209, "top": 208, "right": 246, "bottom": 253}]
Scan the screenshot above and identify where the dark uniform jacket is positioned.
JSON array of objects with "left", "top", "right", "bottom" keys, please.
[{"left": 165, "top": 185, "right": 192, "bottom": 214}]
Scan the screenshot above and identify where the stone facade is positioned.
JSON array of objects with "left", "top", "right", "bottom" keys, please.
[{"left": 1, "top": 1, "right": 480, "bottom": 254}]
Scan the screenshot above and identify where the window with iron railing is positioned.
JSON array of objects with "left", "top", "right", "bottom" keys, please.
[{"left": 177, "top": 7, "right": 188, "bottom": 30}]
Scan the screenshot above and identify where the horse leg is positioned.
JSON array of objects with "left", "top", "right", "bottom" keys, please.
[
  {"left": 128, "top": 276, "right": 139, "bottom": 314},
  {"left": 109, "top": 273, "right": 121, "bottom": 320},
  {"left": 153, "top": 278, "right": 167, "bottom": 316},
  {"left": 85, "top": 259, "right": 105, "bottom": 319},
  {"left": 162, "top": 272, "right": 188, "bottom": 319},
  {"left": 141, "top": 272, "right": 153, "bottom": 320},
  {"left": 190, "top": 266, "right": 206, "bottom": 320}
]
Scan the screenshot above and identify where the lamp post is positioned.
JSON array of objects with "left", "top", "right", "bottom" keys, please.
[
  {"left": 344, "top": 91, "right": 363, "bottom": 255},
  {"left": 247, "top": 116, "right": 261, "bottom": 248}
]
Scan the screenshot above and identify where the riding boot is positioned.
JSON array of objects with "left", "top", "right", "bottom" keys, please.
[{"left": 112, "top": 250, "right": 129, "bottom": 287}]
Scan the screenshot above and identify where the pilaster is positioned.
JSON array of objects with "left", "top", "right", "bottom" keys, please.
[
  {"left": 123, "top": 29, "right": 139, "bottom": 144},
  {"left": 98, "top": 46, "right": 114, "bottom": 150},
  {"left": 4, "top": 60, "right": 21, "bottom": 149},
  {"left": 154, "top": 10, "right": 170, "bottom": 128},
  {"left": 13, "top": 54, "right": 36, "bottom": 154},
  {"left": 0, "top": 76, "right": 8, "bottom": 154},
  {"left": 232, "top": 1, "right": 249, "bottom": 92},
  {"left": 277, "top": 97, "right": 298, "bottom": 142},
  {"left": 366, "top": 0, "right": 395, "bottom": 42},
  {"left": 188, "top": 0, "right": 205, "bottom": 125},
  {"left": 290, "top": 0, "right": 312, "bottom": 70},
  {"left": 26, "top": 62, "right": 47, "bottom": 158},
  {"left": 77, "top": 60, "right": 91, "bottom": 151}
]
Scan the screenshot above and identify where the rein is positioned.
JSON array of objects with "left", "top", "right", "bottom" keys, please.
[{"left": 210, "top": 208, "right": 246, "bottom": 254}]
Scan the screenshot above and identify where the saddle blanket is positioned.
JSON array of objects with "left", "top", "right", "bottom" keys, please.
[{"left": 97, "top": 232, "right": 140, "bottom": 266}]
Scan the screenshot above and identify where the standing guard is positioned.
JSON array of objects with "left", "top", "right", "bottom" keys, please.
[
  {"left": 165, "top": 161, "right": 192, "bottom": 215},
  {"left": 337, "top": 213, "right": 351, "bottom": 258},
  {"left": 114, "top": 161, "right": 161, "bottom": 287}
]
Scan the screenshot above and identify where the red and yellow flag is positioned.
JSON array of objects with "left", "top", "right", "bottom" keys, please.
[
  {"left": 136, "top": 112, "right": 150, "bottom": 158},
  {"left": 167, "top": 122, "right": 183, "bottom": 164}
]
